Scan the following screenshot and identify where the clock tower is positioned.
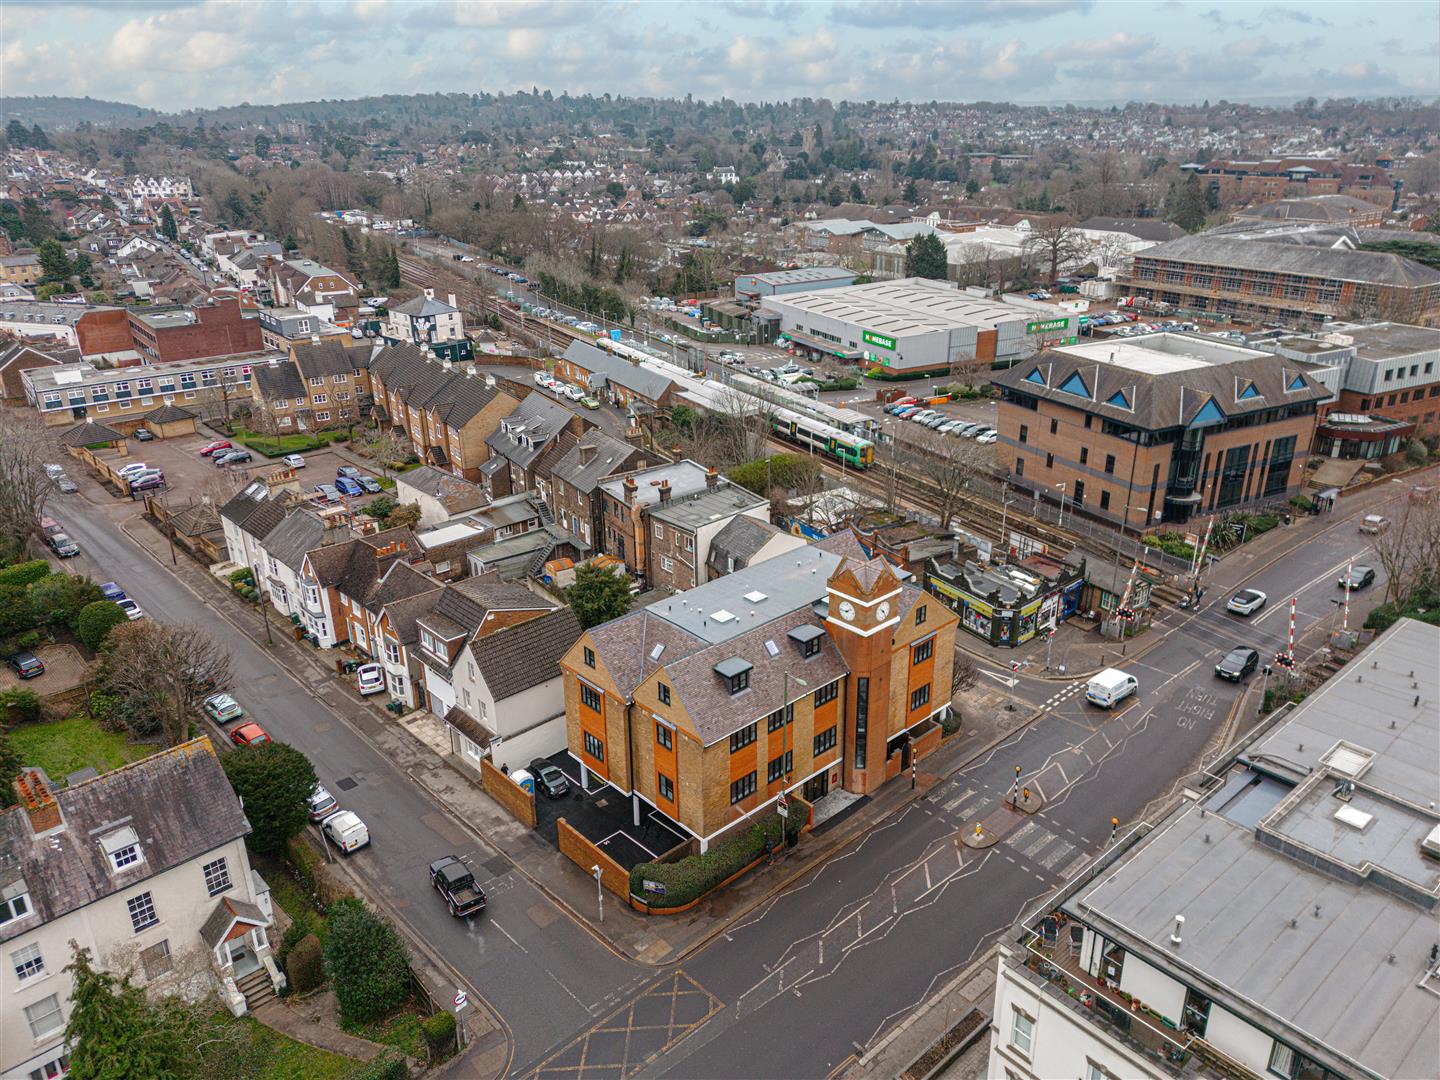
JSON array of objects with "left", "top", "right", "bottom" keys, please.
[{"left": 825, "top": 557, "right": 903, "bottom": 795}]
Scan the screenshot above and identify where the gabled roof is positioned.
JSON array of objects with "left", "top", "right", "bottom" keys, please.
[
  {"left": 305, "top": 531, "right": 430, "bottom": 613},
  {"left": 390, "top": 293, "right": 457, "bottom": 317},
  {"left": 396, "top": 465, "right": 485, "bottom": 512},
  {"left": 486, "top": 394, "right": 576, "bottom": 469},
  {"left": 469, "top": 606, "right": 583, "bottom": 701},
  {"left": 560, "top": 340, "right": 675, "bottom": 401},
  {"left": 550, "top": 431, "right": 644, "bottom": 494},
  {"left": 1078, "top": 216, "right": 1188, "bottom": 243},
  {"left": 380, "top": 586, "right": 445, "bottom": 646},
  {"left": 1136, "top": 234, "right": 1440, "bottom": 288},
  {"left": 706, "top": 516, "right": 788, "bottom": 570},
  {"left": 292, "top": 339, "right": 360, "bottom": 379},
  {"left": 200, "top": 895, "right": 267, "bottom": 949},
  {"left": 262, "top": 508, "right": 331, "bottom": 571},
  {"left": 252, "top": 359, "right": 306, "bottom": 402}
]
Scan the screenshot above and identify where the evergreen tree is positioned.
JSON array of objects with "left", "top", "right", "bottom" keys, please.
[
  {"left": 384, "top": 245, "right": 401, "bottom": 288},
  {"left": 566, "top": 563, "right": 633, "bottom": 628},
  {"left": 5, "top": 120, "right": 28, "bottom": 149},
  {"left": 36, "top": 238, "right": 73, "bottom": 282},
  {"left": 0, "top": 727, "right": 21, "bottom": 808},
  {"left": 848, "top": 180, "right": 865, "bottom": 203},
  {"left": 903, "top": 178, "right": 919, "bottom": 204},
  {"left": 29, "top": 124, "right": 50, "bottom": 150},
  {"left": 1167, "top": 174, "right": 1208, "bottom": 232},
  {"left": 64, "top": 945, "right": 189, "bottom": 1080},
  {"left": 158, "top": 204, "right": 178, "bottom": 242},
  {"left": 904, "top": 233, "right": 948, "bottom": 280}
]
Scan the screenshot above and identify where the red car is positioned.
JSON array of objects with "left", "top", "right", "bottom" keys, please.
[
  {"left": 229, "top": 722, "right": 271, "bottom": 748},
  {"left": 199, "top": 440, "right": 232, "bottom": 457}
]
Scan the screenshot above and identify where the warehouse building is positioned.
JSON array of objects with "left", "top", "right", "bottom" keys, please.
[
  {"left": 761, "top": 277, "right": 1079, "bottom": 375},
  {"left": 734, "top": 266, "right": 857, "bottom": 300}
]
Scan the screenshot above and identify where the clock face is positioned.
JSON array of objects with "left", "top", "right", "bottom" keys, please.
[
  {"left": 838, "top": 601, "right": 856, "bottom": 622},
  {"left": 875, "top": 601, "right": 891, "bottom": 621}
]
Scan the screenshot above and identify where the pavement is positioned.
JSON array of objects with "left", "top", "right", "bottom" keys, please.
[{"left": 252, "top": 998, "right": 400, "bottom": 1065}]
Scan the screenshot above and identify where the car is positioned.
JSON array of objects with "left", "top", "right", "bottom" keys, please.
[
  {"left": 352, "top": 474, "right": 380, "bottom": 494},
  {"left": 1226, "top": 589, "right": 1268, "bottom": 616},
  {"left": 314, "top": 483, "right": 341, "bottom": 503},
  {"left": 55, "top": 476, "right": 77, "bottom": 494},
  {"left": 7, "top": 652, "right": 44, "bottom": 679},
  {"left": 116, "top": 462, "right": 151, "bottom": 479},
  {"left": 101, "top": 581, "right": 126, "bottom": 601},
  {"left": 320, "top": 810, "right": 370, "bottom": 853},
  {"left": 230, "top": 722, "right": 271, "bottom": 748},
  {"left": 115, "top": 598, "right": 144, "bottom": 620},
  {"left": 133, "top": 428, "right": 155, "bottom": 442},
  {"left": 908, "top": 410, "right": 936, "bottom": 423},
  {"left": 430, "top": 855, "right": 487, "bottom": 916},
  {"left": 1214, "top": 646, "right": 1260, "bottom": 682},
  {"left": 334, "top": 477, "right": 363, "bottom": 497},
  {"left": 215, "top": 450, "right": 252, "bottom": 466},
  {"left": 356, "top": 663, "right": 386, "bottom": 696},
  {"left": 283, "top": 454, "right": 306, "bottom": 468},
  {"left": 131, "top": 474, "right": 166, "bottom": 492},
  {"left": 936, "top": 420, "right": 963, "bottom": 434},
  {"left": 531, "top": 760, "right": 571, "bottom": 799},
  {"left": 44, "top": 464, "right": 66, "bottom": 479},
  {"left": 1338, "top": 565, "right": 1376, "bottom": 590},
  {"left": 48, "top": 533, "right": 79, "bottom": 558},
  {"left": 534, "top": 370, "right": 552, "bottom": 386},
  {"left": 308, "top": 784, "right": 339, "bottom": 821},
  {"left": 203, "top": 692, "right": 244, "bottom": 724},
  {"left": 892, "top": 396, "right": 918, "bottom": 407},
  {"left": 564, "top": 385, "right": 585, "bottom": 401},
  {"left": 1359, "top": 514, "right": 1389, "bottom": 535},
  {"left": 337, "top": 465, "right": 362, "bottom": 480},
  {"left": 580, "top": 396, "right": 601, "bottom": 410},
  {"left": 976, "top": 431, "right": 999, "bottom": 445},
  {"left": 199, "top": 440, "right": 232, "bottom": 457}
]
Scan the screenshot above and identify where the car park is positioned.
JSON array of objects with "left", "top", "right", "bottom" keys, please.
[
  {"left": 356, "top": 475, "right": 382, "bottom": 493},
  {"left": 283, "top": 454, "right": 306, "bottom": 468},
  {"left": 48, "top": 533, "right": 80, "bottom": 558},
  {"left": 115, "top": 599, "right": 145, "bottom": 620},
  {"left": 337, "top": 465, "right": 362, "bottom": 480},
  {"left": 1338, "top": 565, "right": 1376, "bottom": 590},
  {"left": 203, "top": 692, "right": 244, "bottom": 724},
  {"left": 356, "top": 663, "right": 386, "bottom": 696},
  {"left": 230, "top": 722, "right": 270, "bottom": 748},
  {"left": 314, "top": 484, "right": 340, "bottom": 502},
  {"left": 1226, "top": 589, "right": 1268, "bottom": 616},
  {"left": 321, "top": 810, "right": 370, "bottom": 853},
  {"left": 7, "top": 652, "right": 45, "bottom": 679},
  {"left": 307, "top": 784, "right": 339, "bottom": 821},
  {"left": 199, "top": 440, "right": 232, "bottom": 457},
  {"left": 531, "top": 760, "right": 571, "bottom": 799},
  {"left": 1214, "top": 646, "right": 1260, "bottom": 682},
  {"left": 936, "top": 420, "right": 963, "bottom": 434},
  {"left": 430, "top": 855, "right": 487, "bottom": 916}
]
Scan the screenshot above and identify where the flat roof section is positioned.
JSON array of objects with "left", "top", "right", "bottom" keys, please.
[
  {"left": 763, "top": 279, "right": 1049, "bottom": 336},
  {"left": 1058, "top": 333, "right": 1271, "bottom": 373},
  {"left": 1343, "top": 321, "right": 1440, "bottom": 360}
]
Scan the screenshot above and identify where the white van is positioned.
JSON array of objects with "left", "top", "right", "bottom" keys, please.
[{"left": 1086, "top": 668, "right": 1139, "bottom": 709}]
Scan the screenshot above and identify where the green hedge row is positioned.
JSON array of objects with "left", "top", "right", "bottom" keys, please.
[{"left": 630, "top": 809, "right": 803, "bottom": 908}]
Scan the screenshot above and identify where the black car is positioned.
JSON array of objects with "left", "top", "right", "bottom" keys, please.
[
  {"left": 531, "top": 761, "right": 571, "bottom": 799},
  {"left": 7, "top": 652, "right": 45, "bottom": 679},
  {"left": 430, "top": 855, "right": 487, "bottom": 917},
  {"left": 1338, "top": 565, "right": 1376, "bottom": 591},
  {"left": 215, "top": 450, "right": 252, "bottom": 466},
  {"left": 1215, "top": 646, "right": 1260, "bottom": 682}
]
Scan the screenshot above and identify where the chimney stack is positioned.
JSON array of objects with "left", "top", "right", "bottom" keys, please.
[
  {"left": 15, "top": 770, "right": 63, "bottom": 836},
  {"left": 579, "top": 443, "right": 597, "bottom": 466},
  {"left": 424, "top": 287, "right": 436, "bottom": 301},
  {"left": 658, "top": 479, "right": 671, "bottom": 503},
  {"left": 442, "top": 358, "right": 453, "bottom": 372},
  {"left": 706, "top": 465, "right": 718, "bottom": 490},
  {"left": 623, "top": 475, "right": 638, "bottom": 503},
  {"left": 448, "top": 293, "right": 458, "bottom": 308}
]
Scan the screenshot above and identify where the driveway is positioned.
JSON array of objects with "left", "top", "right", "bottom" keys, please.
[
  {"left": 534, "top": 750, "right": 689, "bottom": 869},
  {"left": 0, "top": 643, "right": 89, "bottom": 694}
]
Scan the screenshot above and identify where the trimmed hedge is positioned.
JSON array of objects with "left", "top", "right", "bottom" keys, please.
[
  {"left": 1141, "top": 532, "right": 1195, "bottom": 559},
  {"left": 630, "top": 809, "right": 803, "bottom": 908},
  {"left": 420, "top": 1010, "right": 457, "bottom": 1057},
  {"left": 0, "top": 560, "right": 51, "bottom": 588},
  {"left": 286, "top": 933, "right": 325, "bottom": 995}
]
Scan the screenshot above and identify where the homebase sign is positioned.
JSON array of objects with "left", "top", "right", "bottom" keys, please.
[
  {"left": 1026, "top": 317, "right": 1069, "bottom": 335},
  {"left": 862, "top": 329, "right": 896, "bottom": 350}
]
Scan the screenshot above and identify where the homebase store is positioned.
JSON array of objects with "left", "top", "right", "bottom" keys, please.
[{"left": 762, "top": 278, "right": 1079, "bottom": 375}]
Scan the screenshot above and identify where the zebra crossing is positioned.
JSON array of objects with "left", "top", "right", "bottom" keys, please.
[
  {"left": 1040, "top": 678, "right": 1087, "bottom": 711},
  {"left": 1002, "top": 818, "right": 1082, "bottom": 877}
]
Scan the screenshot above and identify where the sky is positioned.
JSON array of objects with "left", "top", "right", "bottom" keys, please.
[{"left": 2, "top": 0, "right": 1437, "bottom": 112}]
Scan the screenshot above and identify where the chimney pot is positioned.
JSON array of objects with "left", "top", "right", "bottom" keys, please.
[
  {"left": 658, "top": 480, "right": 671, "bottom": 502},
  {"left": 706, "top": 466, "right": 718, "bottom": 490},
  {"left": 15, "top": 770, "right": 63, "bottom": 835}
]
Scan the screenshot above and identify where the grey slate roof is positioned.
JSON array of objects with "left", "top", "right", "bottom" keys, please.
[
  {"left": 485, "top": 394, "right": 576, "bottom": 470},
  {"left": 706, "top": 515, "right": 788, "bottom": 575},
  {"left": 561, "top": 339, "right": 675, "bottom": 401},
  {"left": 142, "top": 402, "right": 197, "bottom": 423},
  {"left": 305, "top": 531, "right": 430, "bottom": 613},
  {"left": 469, "top": 606, "right": 583, "bottom": 701},
  {"left": 1235, "top": 194, "right": 1384, "bottom": 223},
  {"left": 292, "top": 339, "right": 361, "bottom": 379},
  {"left": 1136, "top": 233, "right": 1440, "bottom": 287},
  {"left": 200, "top": 895, "right": 267, "bottom": 949},
  {"left": 58, "top": 420, "right": 123, "bottom": 447},
  {"left": 367, "top": 342, "right": 507, "bottom": 428},
  {"left": 252, "top": 359, "right": 306, "bottom": 402},
  {"left": 397, "top": 465, "right": 485, "bottom": 512},
  {"left": 390, "top": 294, "right": 458, "bottom": 317},
  {"left": 0, "top": 739, "right": 250, "bottom": 945},
  {"left": 550, "top": 432, "right": 644, "bottom": 494},
  {"left": 380, "top": 586, "right": 445, "bottom": 646},
  {"left": 1078, "top": 217, "right": 1187, "bottom": 243},
  {"left": 262, "top": 508, "right": 331, "bottom": 571}
]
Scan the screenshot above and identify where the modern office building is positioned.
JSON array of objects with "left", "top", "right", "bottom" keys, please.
[
  {"left": 21, "top": 351, "right": 267, "bottom": 427},
  {"left": 987, "top": 618, "right": 1440, "bottom": 1080},
  {"left": 991, "top": 334, "right": 1330, "bottom": 528}
]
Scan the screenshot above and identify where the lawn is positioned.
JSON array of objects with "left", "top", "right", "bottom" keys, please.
[
  {"left": 233, "top": 428, "right": 351, "bottom": 457},
  {"left": 347, "top": 1007, "right": 425, "bottom": 1059},
  {"left": 8, "top": 715, "right": 158, "bottom": 783},
  {"left": 192, "top": 1013, "right": 359, "bottom": 1080}
]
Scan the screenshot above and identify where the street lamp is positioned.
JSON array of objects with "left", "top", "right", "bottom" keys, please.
[{"left": 1054, "top": 483, "right": 1068, "bottom": 528}]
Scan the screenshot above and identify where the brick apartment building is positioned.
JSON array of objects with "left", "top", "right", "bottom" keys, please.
[
  {"left": 127, "top": 297, "right": 263, "bottom": 363},
  {"left": 546, "top": 431, "right": 655, "bottom": 551},
  {"left": 1122, "top": 235, "right": 1440, "bottom": 328},
  {"left": 991, "top": 335, "right": 1330, "bottom": 529},
  {"left": 249, "top": 339, "right": 368, "bottom": 432},
  {"left": 23, "top": 352, "right": 264, "bottom": 428},
  {"left": 558, "top": 533, "right": 958, "bottom": 851},
  {"left": 1182, "top": 158, "right": 1395, "bottom": 204}
]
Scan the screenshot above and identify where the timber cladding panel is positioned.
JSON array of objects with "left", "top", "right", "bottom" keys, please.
[
  {"left": 480, "top": 756, "right": 537, "bottom": 828},
  {"left": 557, "top": 817, "right": 630, "bottom": 899}
]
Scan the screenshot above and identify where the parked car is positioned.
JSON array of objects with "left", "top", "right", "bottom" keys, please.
[
  {"left": 564, "top": 385, "right": 585, "bottom": 401},
  {"left": 580, "top": 396, "right": 601, "bottom": 410},
  {"left": 1359, "top": 515, "right": 1390, "bottom": 535},
  {"left": 307, "top": 785, "right": 338, "bottom": 821},
  {"left": 7, "top": 652, "right": 44, "bottom": 679},
  {"left": 229, "top": 722, "right": 271, "bottom": 747},
  {"left": 314, "top": 484, "right": 340, "bottom": 503},
  {"left": 430, "top": 855, "right": 487, "bottom": 916},
  {"left": 115, "top": 598, "right": 145, "bottom": 620},
  {"left": 283, "top": 454, "right": 306, "bottom": 468},
  {"left": 48, "top": 533, "right": 80, "bottom": 558},
  {"left": 100, "top": 581, "right": 126, "bottom": 601},
  {"left": 321, "top": 810, "right": 370, "bottom": 853},
  {"left": 530, "top": 761, "right": 571, "bottom": 799},
  {"left": 976, "top": 431, "right": 999, "bottom": 445},
  {"left": 1338, "top": 565, "right": 1376, "bottom": 590},
  {"left": 356, "top": 475, "right": 382, "bottom": 493},
  {"left": 55, "top": 476, "right": 77, "bottom": 494},
  {"left": 533, "top": 371, "right": 552, "bottom": 386},
  {"left": 1214, "top": 646, "right": 1260, "bottom": 682},
  {"left": 116, "top": 462, "right": 151, "bottom": 479},
  {"left": 133, "top": 428, "right": 155, "bottom": 442},
  {"left": 202, "top": 692, "right": 244, "bottom": 724},
  {"left": 334, "top": 477, "right": 363, "bottom": 497},
  {"left": 215, "top": 450, "right": 252, "bottom": 466},
  {"left": 356, "top": 663, "right": 386, "bottom": 696},
  {"left": 199, "top": 440, "right": 232, "bottom": 457},
  {"left": 337, "top": 465, "right": 362, "bottom": 480},
  {"left": 130, "top": 474, "right": 166, "bottom": 492},
  {"left": 44, "top": 464, "right": 67, "bottom": 479},
  {"left": 1226, "top": 589, "right": 1268, "bottom": 616}
]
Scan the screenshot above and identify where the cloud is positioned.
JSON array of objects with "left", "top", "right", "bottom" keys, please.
[{"left": 832, "top": 0, "right": 1091, "bottom": 28}]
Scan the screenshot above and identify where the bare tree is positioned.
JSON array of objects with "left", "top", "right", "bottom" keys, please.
[
  {"left": 1021, "top": 217, "right": 1091, "bottom": 285},
  {"left": 951, "top": 652, "right": 978, "bottom": 696},
  {"left": 0, "top": 410, "right": 59, "bottom": 557},
  {"left": 897, "top": 427, "right": 995, "bottom": 531},
  {"left": 99, "top": 622, "right": 233, "bottom": 747},
  {"left": 1370, "top": 495, "right": 1440, "bottom": 604},
  {"left": 356, "top": 425, "right": 409, "bottom": 478}
]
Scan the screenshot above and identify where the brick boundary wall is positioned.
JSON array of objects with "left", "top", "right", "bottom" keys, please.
[
  {"left": 479, "top": 756, "right": 536, "bottom": 828},
  {"left": 556, "top": 817, "right": 630, "bottom": 899}
]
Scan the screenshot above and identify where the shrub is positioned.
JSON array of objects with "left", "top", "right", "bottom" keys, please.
[
  {"left": 0, "top": 560, "right": 51, "bottom": 588},
  {"left": 630, "top": 810, "right": 802, "bottom": 908},
  {"left": 1290, "top": 494, "right": 1313, "bottom": 511},
  {"left": 366, "top": 494, "right": 398, "bottom": 521},
  {"left": 324, "top": 898, "right": 412, "bottom": 1025},
  {"left": 15, "top": 630, "right": 42, "bottom": 650},
  {"left": 0, "top": 689, "right": 42, "bottom": 725},
  {"left": 222, "top": 742, "right": 318, "bottom": 854},
  {"left": 1406, "top": 438, "right": 1428, "bottom": 466},
  {"left": 286, "top": 933, "right": 325, "bottom": 995},
  {"left": 420, "top": 1010, "right": 457, "bottom": 1057},
  {"left": 75, "top": 600, "right": 128, "bottom": 652},
  {"left": 228, "top": 567, "right": 254, "bottom": 586},
  {"left": 350, "top": 1055, "right": 407, "bottom": 1080},
  {"left": 1140, "top": 532, "right": 1195, "bottom": 559}
]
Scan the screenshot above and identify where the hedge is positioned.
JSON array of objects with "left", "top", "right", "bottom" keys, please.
[
  {"left": 1141, "top": 532, "right": 1195, "bottom": 559},
  {"left": 420, "top": 1010, "right": 457, "bottom": 1057},
  {"left": 630, "top": 809, "right": 803, "bottom": 908},
  {"left": 0, "top": 560, "right": 51, "bottom": 588},
  {"left": 286, "top": 933, "right": 325, "bottom": 995},
  {"left": 75, "top": 600, "right": 128, "bottom": 651}
]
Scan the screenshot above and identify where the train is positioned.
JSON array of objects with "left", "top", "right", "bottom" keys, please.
[{"left": 770, "top": 408, "right": 875, "bottom": 468}]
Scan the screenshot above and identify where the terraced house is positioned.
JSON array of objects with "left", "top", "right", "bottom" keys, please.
[{"left": 559, "top": 533, "right": 958, "bottom": 851}]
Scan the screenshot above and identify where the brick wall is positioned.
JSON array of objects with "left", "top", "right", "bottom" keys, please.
[
  {"left": 480, "top": 756, "right": 536, "bottom": 828},
  {"left": 557, "top": 817, "right": 630, "bottom": 899}
]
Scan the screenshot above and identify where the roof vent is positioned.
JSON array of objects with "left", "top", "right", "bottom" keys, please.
[
  {"left": 1422, "top": 823, "right": 1440, "bottom": 860},
  {"left": 649, "top": 643, "right": 665, "bottom": 661},
  {"left": 1320, "top": 741, "right": 1375, "bottom": 780},
  {"left": 744, "top": 591, "right": 768, "bottom": 603},
  {"left": 1333, "top": 804, "right": 1373, "bottom": 831},
  {"left": 711, "top": 609, "right": 736, "bottom": 624}
]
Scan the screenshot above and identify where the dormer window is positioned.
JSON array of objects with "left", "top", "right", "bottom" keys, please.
[
  {"left": 0, "top": 889, "right": 31, "bottom": 926},
  {"left": 101, "top": 825, "right": 143, "bottom": 872}
]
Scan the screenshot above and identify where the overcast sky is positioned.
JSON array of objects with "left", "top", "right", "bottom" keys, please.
[{"left": 3, "top": 1, "right": 1436, "bottom": 112}]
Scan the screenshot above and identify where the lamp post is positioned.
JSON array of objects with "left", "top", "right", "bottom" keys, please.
[
  {"left": 591, "top": 864, "right": 604, "bottom": 923},
  {"left": 1054, "top": 482, "right": 1068, "bottom": 528}
]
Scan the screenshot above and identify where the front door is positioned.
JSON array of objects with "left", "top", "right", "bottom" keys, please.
[
  {"left": 803, "top": 771, "right": 829, "bottom": 801},
  {"left": 228, "top": 939, "right": 260, "bottom": 977}
]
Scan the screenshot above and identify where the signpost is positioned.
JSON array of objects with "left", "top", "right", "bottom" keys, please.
[
  {"left": 776, "top": 793, "right": 789, "bottom": 818},
  {"left": 453, "top": 988, "right": 468, "bottom": 1051}
]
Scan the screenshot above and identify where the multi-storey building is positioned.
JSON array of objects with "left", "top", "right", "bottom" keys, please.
[
  {"left": 1230, "top": 193, "right": 1388, "bottom": 228},
  {"left": 0, "top": 301, "right": 132, "bottom": 360},
  {"left": 558, "top": 533, "right": 958, "bottom": 851},
  {"left": 383, "top": 289, "right": 468, "bottom": 360},
  {"left": 249, "top": 339, "right": 368, "bottom": 433},
  {"left": 1, "top": 741, "right": 282, "bottom": 1080},
  {"left": 257, "top": 307, "right": 345, "bottom": 351},
  {"left": 480, "top": 393, "right": 588, "bottom": 501},
  {"left": 22, "top": 352, "right": 265, "bottom": 428},
  {"left": 991, "top": 334, "right": 1330, "bottom": 529},
  {"left": 1122, "top": 235, "right": 1440, "bottom": 327},
  {"left": 300, "top": 528, "right": 432, "bottom": 660},
  {"left": 129, "top": 175, "right": 194, "bottom": 207},
  {"left": 126, "top": 298, "right": 262, "bottom": 363},
  {"left": 266, "top": 258, "right": 360, "bottom": 324},
  {"left": 547, "top": 432, "right": 655, "bottom": 551},
  {"left": 0, "top": 253, "right": 42, "bottom": 285},
  {"left": 1181, "top": 157, "right": 1393, "bottom": 203},
  {"left": 988, "top": 618, "right": 1439, "bottom": 1080}
]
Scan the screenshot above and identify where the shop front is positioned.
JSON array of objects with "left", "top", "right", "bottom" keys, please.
[{"left": 926, "top": 559, "right": 1083, "bottom": 649}]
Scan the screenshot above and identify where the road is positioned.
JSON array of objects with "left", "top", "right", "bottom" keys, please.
[{"left": 48, "top": 493, "right": 641, "bottom": 1071}]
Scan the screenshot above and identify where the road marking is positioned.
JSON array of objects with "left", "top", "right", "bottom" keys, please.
[
  {"left": 981, "top": 670, "right": 1019, "bottom": 688},
  {"left": 490, "top": 919, "right": 528, "bottom": 954}
]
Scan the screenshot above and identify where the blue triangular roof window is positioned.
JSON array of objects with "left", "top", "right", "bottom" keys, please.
[
  {"left": 1287, "top": 374, "right": 1308, "bottom": 391},
  {"left": 1190, "top": 397, "right": 1226, "bottom": 426},
  {"left": 1105, "top": 389, "right": 1131, "bottom": 409},
  {"left": 1024, "top": 367, "right": 1047, "bottom": 386},
  {"left": 1058, "top": 371, "right": 1091, "bottom": 398},
  {"left": 1238, "top": 382, "right": 1261, "bottom": 400}
]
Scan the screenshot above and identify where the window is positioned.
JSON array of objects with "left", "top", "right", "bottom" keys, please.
[
  {"left": 580, "top": 683, "right": 602, "bottom": 712},
  {"left": 140, "top": 939, "right": 173, "bottom": 980},
  {"left": 916, "top": 605, "right": 927, "bottom": 625},
  {"left": 730, "top": 723, "right": 757, "bottom": 752},
  {"left": 653, "top": 522, "right": 664, "bottom": 540},
  {"left": 333, "top": 373, "right": 347, "bottom": 384},
  {"left": 730, "top": 771, "right": 757, "bottom": 804},
  {"left": 1084, "top": 415, "right": 1093, "bottom": 429},
  {"left": 202, "top": 857, "right": 231, "bottom": 896},
  {"left": 1269, "top": 1043, "right": 1296, "bottom": 1078},
  {"left": 766, "top": 751, "right": 793, "bottom": 783},
  {"left": 1072, "top": 479, "right": 1085, "bottom": 505},
  {"left": 1045, "top": 452, "right": 1054, "bottom": 469},
  {"left": 767, "top": 706, "right": 792, "bottom": 732},
  {"left": 583, "top": 731, "right": 605, "bottom": 761},
  {"left": 127, "top": 891, "right": 158, "bottom": 932},
  {"left": 315, "top": 411, "right": 331, "bottom": 422},
  {"left": 1015, "top": 457, "right": 1024, "bottom": 477},
  {"left": 657, "top": 773, "right": 674, "bottom": 801},
  {"left": 1079, "top": 446, "right": 1088, "bottom": 465},
  {"left": 813, "top": 680, "right": 838, "bottom": 707},
  {"left": 103, "top": 827, "right": 143, "bottom": 872},
  {"left": 728, "top": 669, "right": 750, "bottom": 694},
  {"left": 1018, "top": 424, "right": 1028, "bottom": 444},
  {"left": 1049, "top": 418, "right": 1057, "bottom": 435},
  {"left": 310, "top": 376, "right": 325, "bottom": 387},
  {"left": 802, "top": 635, "right": 822, "bottom": 657},
  {"left": 913, "top": 638, "right": 933, "bottom": 664},
  {"left": 1085, "top": 1063, "right": 1119, "bottom": 1080},
  {"left": 11, "top": 942, "right": 44, "bottom": 982},
  {"left": 1104, "top": 453, "right": 1115, "bottom": 474},
  {"left": 910, "top": 684, "right": 931, "bottom": 711},
  {"left": 583, "top": 646, "right": 595, "bottom": 668},
  {"left": 854, "top": 677, "right": 869, "bottom": 770},
  {"left": 814, "top": 726, "right": 837, "bottom": 755},
  {"left": 685, "top": 536, "right": 694, "bottom": 552},
  {"left": 25, "top": 994, "right": 63, "bottom": 1039},
  {"left": 27, "top": 1050, "right": 69, "bottom": 1080},
  {"left": 384, "top": 640, "right": 400, "bottom": 664},
  {"left": 657, "top": 682, "right": 671, "bottom": 705},
  {"left": 656, "top": 721, "right": 673, "bottom": 750},
  {"left": 1100, "top": 490, "right": 1111, "bottom": 511},
  {"left": 659, "top": 555, "right": 673, "bottom": 573},
  {"left": 1009, "top": 1008, "right": 1034, "bottom": 1056}
]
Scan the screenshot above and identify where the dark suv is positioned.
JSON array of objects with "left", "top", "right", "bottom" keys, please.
[
  {"left": 530, "top": 760, "right": 571, "bottom": 799},
  {"left": 1214, "top": 646, "right": 1260, "bottom": 682},
  {"left": 8, "top": 652, "right": 45, "bottom": 679}
]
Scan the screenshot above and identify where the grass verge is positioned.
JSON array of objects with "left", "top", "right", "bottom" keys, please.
[
  {"left": 8, "top": 715, "right": 158, "bottom": 782},
  {"left": 194, "top": 1012, "right": 359, "bottom": 1080}
]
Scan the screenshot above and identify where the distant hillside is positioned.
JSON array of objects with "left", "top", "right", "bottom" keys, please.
[{"left": 1, "top": 96, "right": 160, "bottom": 130}]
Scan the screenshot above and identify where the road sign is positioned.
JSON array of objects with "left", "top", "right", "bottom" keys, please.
[
  {"left": 776, "top": 794, "right": 789, "bottom": 818},
  {"left": 454, "top": 989, "right": 468, "bottom": 1010},
  {"left": 642, "top": 879, "right": 667, "bottom": 895}
]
